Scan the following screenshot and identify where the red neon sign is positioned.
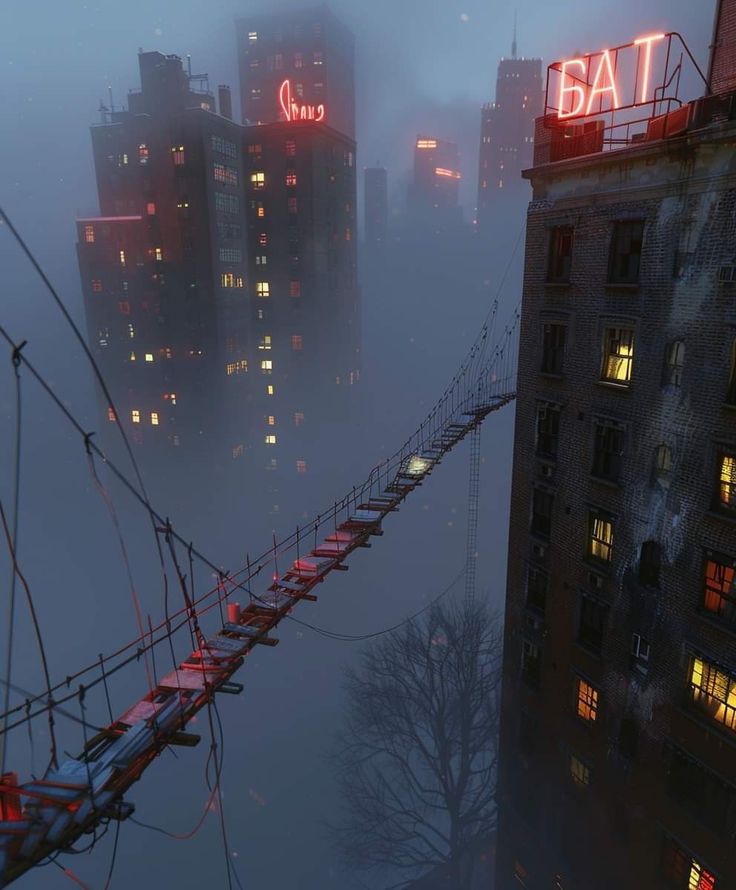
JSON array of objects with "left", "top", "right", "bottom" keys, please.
[
  {"left": 544, "top": 30, "right": 716, "bottom": 126},
  {"left": 279, "top": 79, "right": 326, "bottom": 123}
]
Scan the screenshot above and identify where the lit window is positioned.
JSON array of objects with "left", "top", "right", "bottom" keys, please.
[
  {"left": 257, "top": 203, "right": 265, "bottom": 218},
  {"left": 313, "top": 51, "right": 323, "bottom": 65},
  {"left": 84, "top": 224, "right": 95, "bottom": 243},
  {"left": 145, "top": 353, "right": 154, "bottom": 363},
  {"left": 221, "top": 272, "right": 244, "bottom": 288},
  {"left": 265, "top": 434, "right": 277, "bottom": 445},
  {"left": 171, "top": 146, "right": 185, "bottom": 165},
  {"left": 131, "top": 410, "right": 141, "bottom": 424},
  {"left": 146, "top": 202, "right": 156, "bottom": 215},
  {"left": 289, "top": 280, "right": 301, "bottom": 297},
  {"left": 119, "top": 249, "right": 126, "bottom": 266},
  {"left": 251, "top": 171, "right": 265, "bottom": 189},
  {"left": 151, "top": 412, "right": 159, "bottom": 426},
  {"left": 267, "top": 385, "right": 274, "bottom": 395},
  {"left": 248, "top": 30, "right": 257, "bottom": 41},
  {"left": 718, "top": 452, "right": 736, "bottom": 514},
  {"left": 296, "top": 459, "right": 307, "bottom": 474},
  {"left": 601, "top": 327, "right": 634, "bottom": 385},
  {"left": 107, "top": 408, "right": 116, "bottom": 422},
  {"left": 255, "top": 255, "right": 267, "bottom": 265},
  {"left": 261, "top": 360, "right": 273, "bottom": 373},
  {"left": 569, "top": 754, "right": 590, "bottom": 787},
  {"left": 662, "top": 837, "right": 717, "bottom": 890},
  {"left": 285, "top": 170, "right": 297, "bottom": 186},
  {"left": 91, "top": 279, "right": 102, "bottom": 293},
  {"left": 138, "top": 144, "right": 149, "bottom": 164},
  {"left": 256, "top": 281, "right": 270, "bottom": 298},
  {"left": 267, "top": 415, "right": 275, "bottom": 426},
  {"left": 294, "top": 412, "right": 304, "bottom": 426},
  {"left": 288, "top": 197, "right": 297, "bottom": 214},
  {"left": 689, "top": 656, "right": 736, "bottom": 732},
  {"left": 285, "top": 139, "right": 296, "bottom": 157},
  {"left": 704, "top": 551, "right": 736, "bottom": 623},
  {"left": 576, "top": 678, "right": 598, "bottom": 722},
  {"left": 291, "top": 335, "right": 303, "bottom": 351},
  {"left": 117, "top": 153, "right": 129, "bottom": 166},
  {"left": 589, "top": 511, "right": 614, "bottom": 563},
  {"left": 160, "top": 347, "right": 172, "bottom": 359},
  {"left": 663, "top": 340, "right": 686, "bottom": 388},
  {"left": 213, "top": 163, "right": 238, "bottom": 186},
  {"left": 259, "top": 233, "right": 268, "bottom": 246},
  {"left": 226, "top": 360, "right": 248, "bottom": 376},
  {"left": 258, "top": 335, "right": 272, "bottom": 350}
]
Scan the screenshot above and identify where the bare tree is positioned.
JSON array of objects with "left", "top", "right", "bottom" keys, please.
[{"left": 331, "top": 597, "right": 502, "bottom": 890}]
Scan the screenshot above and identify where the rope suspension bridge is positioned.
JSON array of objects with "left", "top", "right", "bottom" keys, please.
[{"left": 0, "top": 208, "right": 521, "bottom": 887}]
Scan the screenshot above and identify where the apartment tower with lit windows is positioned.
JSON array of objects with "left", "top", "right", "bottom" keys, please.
[
  {"left": 236, "top": 5, "right": 355, "bottom": 140},
  {"left": 495, "top": 7, "right": 736, "bottom": 889},
  {"left": 476, "top": 33, "right": 542, "bottom": 231},
  {"left": 77, "top": 50, "right": 249, "bottom": 456},
  {"left": 407, "top": 136, "right": 463, "bottom": 232}
]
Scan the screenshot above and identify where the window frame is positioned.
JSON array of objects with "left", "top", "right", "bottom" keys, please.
[
  {"left": 607, "top": 219, "right": 644, "bottom": 286},
  {"left": 601, "top": 326, "right": 635, "bottom": 386},
  {"left": 546, "top": 225, "right": 574, "bottom": 285},
  {"left": 530, "top": 487, "right": 554, "bottom": 539},
  {"left": 702, "top": 549, "right": 736, "bottom": 626},
  {"left": 540, "top": 322, "right": 567, "bottom": 376},
  {"left": 587, "top": 508, "right": 614, "bottom": 564},
  {"left": 591, "top": 417, "right": 625, "bottom": 483}
]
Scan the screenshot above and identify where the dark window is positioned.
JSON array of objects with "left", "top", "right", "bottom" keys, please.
[
  {"left": 653, "top": 443, "right": 673, "bottom": 487},
  {"left": 608, "top": 220, "right": 644, "bottom": 285},
  {"left": 547, "top": 226, "right": 574, "bottom": 283},
  {"left": 531, "top": 488, "right": 554, "bottom": 538},
  {"left": 703, "top": 550, "right": 736, "bottom": 626},
  {"left": 661, "top": 835, "right": 717, "bottom": 890},
  {"left": 526, "top": 566, "right": 548, "bottom": 614},
  {"left": 667, "top": 745, "right": 735, "bottom": 834},
  {"left": 578, "top": 594, "right": 607, "bottom": 653},
  {"left": 541, "top": 323, "right": 566, "bottom": 375},
  {"left": 521, "top": 639, "right": 541, "bottom": 688},
  {"left": 727, "top": 340, "right": 736, "bottom": 405},
  {"left": 664, "top": 340, "right": 686, "bottom": 387},
  {"left": 639, "top": 541, "right": 661, "bottom": 587},
  {"left": 631, "top": 633, "right": 651, "bottom": 672},
  {"left": 716, "top": 451, "right": 736, "bottom": 515},
  {"left": 619, "top": 717, "right": 639, "bottom": 759},
  {"left": 592, "top": 419, "right": 624, "bottom": 482},
  {"left": 536, "top": 403, "right": 560, "bottom": 458}
]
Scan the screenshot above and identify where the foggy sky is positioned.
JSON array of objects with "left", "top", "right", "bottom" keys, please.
[{"left": 0, "top": 1, "right": 718, "bottom": 888}]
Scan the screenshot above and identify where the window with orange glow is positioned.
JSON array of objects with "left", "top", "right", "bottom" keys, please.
[
  {"left": 589, "top": 511, "right": 614, "bottom": 563},
  {"left": 718, "top": 452, "right": 736, "bottom": 513},
  {"left": 662, "top": 836, "right": 718, "bottom": 890},
  {"left": 251, "top": 171, "right": 265, "bottom": 189},
  {"left": 221, "top": 272, "right": 244, "bottom": 288},
  {"left": 131, "top": 410, "right": 140, "bottom": 424},
  {"left": 151, "top": 412, "right": 159, "bottom": 426},
  {"left": 257, "top": 203, "right": 265, "bottom": 218},
  {"left": 84, "top": 225, "right": 95, "bottom": 243},
  {"left": 107, "top": 408, "right": 116, "bottom": 423},
  {"left": 226, "top": 360, "right": 248, "bottom": 376},
  {"left": 689, "top": 656, "right": 736, "bottom": 732},
  {"left": 154, "top": 247, "right": 163, "bottom": 261},
  {"left": 267, "top": 415, "right": 275, "bottom": 426},
  {"left": 575, "top": 678, "right": 598, "bottom": 722},
  {"left": 703, "top": 551, "right": 736, "bottom": 623},
  {"left": 601, "top": 327, "right": 634, "bottom": 384},
  {"left": 119, "top": 249, "right": 126, "bottom": 266}
]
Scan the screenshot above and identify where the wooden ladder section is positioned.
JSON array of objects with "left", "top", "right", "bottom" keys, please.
[{"left": 0, "top": 394, "right": 514, "bottom": 886}]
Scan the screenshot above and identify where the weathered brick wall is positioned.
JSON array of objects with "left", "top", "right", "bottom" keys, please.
[
  {"left": 710, "top": 0, "right": 736, "bottom": 95},
  {"left": 495, "top": 126, "right": 736, "bottom": 890}
]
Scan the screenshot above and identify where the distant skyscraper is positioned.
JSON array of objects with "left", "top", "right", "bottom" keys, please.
[
  {"left": 77, "top": 51, "right": 248, "bottom": 455},
  {"left": 364, "top": 166, "right": 388, "bottom": 247},
  {"left": 236, "top": 5, "right": 355, "bottom": 139},
  {"left": 476, "top": 28, "right": 542, "bottom": 229},
  {"left": 241, "top": 119, "right": 360, "bottom": 474},
  {"left": 408, "top": 137, "right": 463, "bottom": 231}
]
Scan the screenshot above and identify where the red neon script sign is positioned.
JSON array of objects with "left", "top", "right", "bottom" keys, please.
[
  {"left": 550, "top": 33, "right": 670, "bottom": 120},
  {"left": 279, "top": 79, "right": 326, "bottom": 122}
]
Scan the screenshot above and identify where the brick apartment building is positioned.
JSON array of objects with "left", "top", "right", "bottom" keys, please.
[{"left": 495, "top": 6, "right": 736, "bottom": 890}]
